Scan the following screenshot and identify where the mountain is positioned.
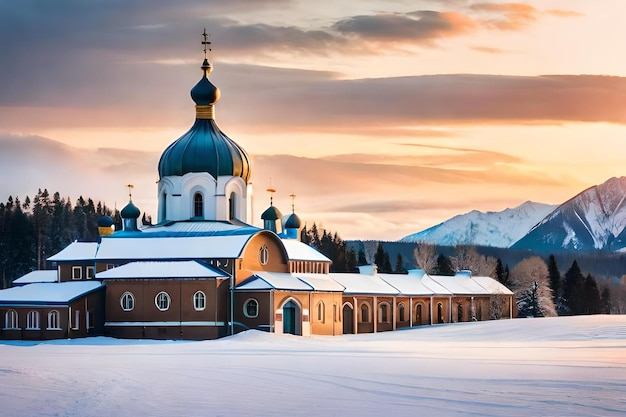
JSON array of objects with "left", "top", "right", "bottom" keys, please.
[
  {"left": 400, "top": 201, "right": 556, "bottom": 248},
  {"left": 511, "top": 176, "right": 626, "bottom": 252}
]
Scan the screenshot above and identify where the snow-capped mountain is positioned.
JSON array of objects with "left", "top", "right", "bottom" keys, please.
[
  {"left": 511, "top": 177, "right": 626, "bottom": 252},
  {"left": 400, "top": 201, "right": 556, "bottom": 248}
]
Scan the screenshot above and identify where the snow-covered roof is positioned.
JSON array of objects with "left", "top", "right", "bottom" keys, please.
[
  {"left": 281, "top": 239, "right": 331, "bottom": 262},
  {"left": 47, "top": 242, "right": 98, "bottom": 261},
  {"left": 294, "top": 273, "right": 345, "bottom": 292},
  {"left": 429, "top": 274, "right": 491, "bottom": 295},
  {"left": 236, "top": 272, "right": 312, "bottom": 291},
  {"left": 419, "top": 274, "right": 453, "bottom": 295},
  {"left": 96, "top": 261, "right": 227, "bottom": 279},
  {"left": 377, "top": 273, "right": 435, "bottom": 296},
  {"left": 96, "top": 235, "right": 252, "bottom": 260},
  {"left": 0, "top": 281, "right": 103, "bottom": 305},
  {"left": 138, "top": 221, "right": 260, "bottom": 236},
  {"left": 13, "top": 270, "right": 58, "bottom": 285},
  {"left": 471, "top": 276, "right": 514, "bottom": 295},
  {"left": 329, "top": 273, "right": 399, "bottom": 295}
]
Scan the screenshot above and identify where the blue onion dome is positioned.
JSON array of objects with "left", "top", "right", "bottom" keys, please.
[
  {"left": 262, "top": 205, "right": 282, "bottom": 221},
  {"left": 283, "top": 212, "right": 301, "bottom": 229},
  {"left": 158, "top": 56, "right": 251, "bottom": 182},
  {"left": 97, "top": 215, "right": 114, "bottom": 227},
  {"left": 121, "top": 201, "right": 141, "bottom": 219}
]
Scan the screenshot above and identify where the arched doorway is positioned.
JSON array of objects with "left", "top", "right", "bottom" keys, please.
[
  {"left": 437, "top": 303, "right": 444, "bottom": 324},
  {"left": 415, "top": 303, "right": 423, "bottom": 325},
  {"left": 342, "top": 304, "right": 354, "bottom": 334},
  {"left": 282, "top": 300, "right": 301, "bottom": 335}
]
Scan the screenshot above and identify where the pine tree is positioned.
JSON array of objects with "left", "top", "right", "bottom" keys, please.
[
  {"left": 563, "top": 260, "right": 585, "bottom": 315},
  {"left": 357, "top": 249, "right": 367, "bottom": 266},
  {"left": 601, "top": 286, "right": 612, "bottom": 314},
  {"left": 394, "top": 253, "right": 406, "bottom": 274},
  {"left": 435, "top": 254, "right": 454, "bottom": 276},
  {"left": 495, "top": 258, "right": 504, "bottom": 283},
  {"left": 583, "top": 274, "right": 601, "bottom": 314},
  {"left": 547, "top": 254, "right": 562, "bottom": 308}
]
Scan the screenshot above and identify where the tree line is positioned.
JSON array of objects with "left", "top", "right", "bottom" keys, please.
[{"left": 0, "top": 189, "right": 117, "bottom": 288}]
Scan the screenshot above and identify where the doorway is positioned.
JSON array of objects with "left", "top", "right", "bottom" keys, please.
[
  {"left": 282, "top": 300, "right": 301, "bottom": 335},
  {"left": 342, "top": 304, "right": 354, "bottom": 334}
]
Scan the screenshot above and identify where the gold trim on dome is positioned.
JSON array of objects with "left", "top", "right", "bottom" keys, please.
[{"left": 196, "top": 105, "right": 214, "bottom": 119}]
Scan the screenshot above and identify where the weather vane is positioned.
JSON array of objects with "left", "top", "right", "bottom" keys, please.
[
  {"left": 290, "top": 194, "right": 296, "bottom": 212},
  {"left": 267, "top": 187, "right": 276, "bottom": 206},
  {"left": 202, "top": 28, "right": 211, "bottom": 58}
]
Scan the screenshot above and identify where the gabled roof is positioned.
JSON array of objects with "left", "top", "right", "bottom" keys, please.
[
  {"left": 471, "top": 276, "right": 514, "bottom": 295},
  {"left": 47, "top": 242, "right": 98, "bottom": 261},
  {"left": 377, "top": 273, "right": 435, "bottom": 296},
  {"left": 428, "top": 274, "right": 491, "bottom": 295},
  {"left": 13, "top": 270, "right": 58, "bottom": 285},
  {"left": 330, "top": 273, "right": 399, "bottom": 295},
  {"left": 281, "top": 239, "right": 332, "bottom": 262},
  {"left": 95, "top": 235, "right": 253, "bottom": 260},
  {"left": 134, "top": 220, "right": 260, "bottom": 237},
  {"left": 0, "top": 281, "right": 103, "bottom": 305},
  {"left": 293, "top": 273, "right": 345, "bottom": 292},
  {"left": 96, "top": 261, "right": 227, "bottom": 279},
  {"left": 236, "top": 272, "right": 312, "bottom": 291}
]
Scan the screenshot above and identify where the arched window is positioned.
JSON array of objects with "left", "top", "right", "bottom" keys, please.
[
  {"left": 120, "top": 292, "right": 135, "bottom": 311},
  {"left": 416, "top": 303, "right": 423, "bottom": 325},
  {"left": 26, "top": 311, "right": 40, "bottom": 329},
  {"left": 193, "top": 291, "right": 206, "bottom": 311},
  {"left": 378, "top": 302, "right": 390, "bottom": 323},
  {"left": 457, "top": 304, "right": 464, "bottom": 322},
  {"left": 360, "top": 303, "right": 370, "bottom": 323},
  {"left": 161, "top": 192, "right": 167, "bottom": 220},
  {"left": 317, "top": 301, "right": 325, "bottom": 323},
  {"left": 259, "top": 244, "right": 269, "bottom": 265},
  {"left": 437, "top": 303, "right": 444, "bottom": 324},
  {"left": 244, "top": 299, "right": 259, "bottom": 318},
  {"left": 398, "top": 302, "right": 406, "bottom": 322},
  {"left": 47, "top": 310, "right": 61, "bottom": 329},
  {"left": 155, "top": 292, "right": 171, "bottom": 311},
  {"left": 193, "top": 192, "right": 203, "bottom": 218},
  {"left": 5, "top": 309, "right": 18, "bottom": 329},
  {"left": 229, "top": 192, "right": 236, "bottom": 220}
]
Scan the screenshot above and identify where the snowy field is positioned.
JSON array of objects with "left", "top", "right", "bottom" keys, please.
[{"left": 1, "top": 316, "right": 624, "bottom": 417}]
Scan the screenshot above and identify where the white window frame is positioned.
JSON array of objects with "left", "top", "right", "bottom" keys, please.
[
  {"left": 72, "top": 266, "right": 82, "bottom": 280},
  {"left": 86, "top": 311, "right": 94, "bottom": 329},
  {"left": 243, "top": 298, "right": 259, "bottom": 318},
  {"left": 398, "top": 302, "right": 406, "bottom": 322},
  {"left": 378, "top": 302, "right": 390, "bottom": 324},
  {"left": 5, "top": 309, "right": 19, "bottom": 329},
  {"left": 120, "top": 292, "right": 135, "bottom": 311},
  {"left": 47, "top": 310, "right": 61, "bottom": 330},
  {"left": 359, "top": 302, "right": 371, "bottom": 323},
  {"left": 259, "top": 244, "right": 269, "bottom": 265},
  {"left": 155, "top": 291, "right": 171, "bottom": 311},
  {"left": 72, "top": 310, "right": 80, "bottom": 330},
  {"left": 86, "top": 266, "right": 95, "bottom": 279},
  {"left": 193, "top": 291, "right": 206, "bottom": 311},
  {"left": 26, "top": 310, "right": 40, "bottom": 329}
]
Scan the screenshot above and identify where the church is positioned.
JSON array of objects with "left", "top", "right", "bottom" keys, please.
[{"left": 0, "top": 34, "right": 514, "bottom": 341}]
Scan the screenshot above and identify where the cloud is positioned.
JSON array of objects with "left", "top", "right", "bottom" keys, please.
[
  {"left": 470, "top": 45, "right": 508, "bottom": 54},
  {"left": 470, "top": 2, "right": 539, "bottom": 30}
]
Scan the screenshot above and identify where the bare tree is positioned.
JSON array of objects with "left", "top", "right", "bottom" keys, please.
[
  {"left": 449, "top": 245, "right": 496, "bottom": 276},
  {"left": 510, "top": 256, "right": 557, "bottom": 317},
  {"left": 413, "top": 242, "right": 437, "bottom": 273}
]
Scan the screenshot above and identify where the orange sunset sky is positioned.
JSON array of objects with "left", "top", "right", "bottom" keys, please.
[{"left": 0, "top": 0, "right": 625, "bottom": 240}]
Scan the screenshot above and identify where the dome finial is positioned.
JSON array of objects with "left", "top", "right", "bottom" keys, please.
[
  {"left": 267, "top": 187, "right": 276, "bottom": 206},
  {"left": 127, "top": 183, "right": 134, "bottom": 202},
  {"left": 201, "top": 28, "right": 212, "bottom": 76},
  {"left": 290, "top": 194, "right": 296, "bottom": 213}
]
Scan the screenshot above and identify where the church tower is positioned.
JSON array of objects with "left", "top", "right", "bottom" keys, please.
[{"left": 157, "top": 30, "right": 251, "bottom": 224}]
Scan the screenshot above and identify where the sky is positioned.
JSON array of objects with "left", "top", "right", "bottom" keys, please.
[
  {"left": 0, "top": 315, "right": 625, "bottom": 416},
  {"left": 1, "top": 0, "right": 625, "bottom": 240}
]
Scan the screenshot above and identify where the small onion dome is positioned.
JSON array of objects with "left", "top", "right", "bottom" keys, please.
[
  {"left": 190, "top": 59, "right": 220, "bottom": 105},
  {"left": 97, "top": 215, "right": 114, "bottom": 228},
  {"left": 283, "top": 212, "right": 301, "bottom": 229},
  {"left": 261, "top": 205, "right": 282, "bottom": 221},
  {"left": 120, "top": 201, "right": 141, "bottom": 219}
]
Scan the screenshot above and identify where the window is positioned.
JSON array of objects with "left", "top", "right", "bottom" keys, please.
[
  {"left": 229, "top": 192, "right": 236, "bottom": 220},
  {"left": 398, "top": 302, "right": 406, "bottom": 322},
  {"left": 86, "top": 266, "right": 94, "bottom": 279},
  {"left": 72, "top": 310, "right": 80, "bottom": 330},
  {"left": 106, "top": 264, "right": 115, "bottom": 270},
  {"left": 194, "top": 192, "right": 203, "bottom": 218},
  {"left": 317, "top": 301, "right": 325, "bottom": 323},
  {"left": 193, "top": 291, "right": 206, "bottom": 311},
  {"left": 457, "top": 304, "right": 464, "bottom": 322},
  {"left": 48, "top": 310, "right": 61, "bottom": 330},
  {"left": 259, "top": 244, "right": 269, "bottom": 265},
  {"left": 378, "top": 302, "right": 389, "bottom": 323},
  {"left": 155, "top": 292, "right": 171, "bottom": 311},
  {"left": 416, "top": 304, "right": 423, "bottom": 325},
  {"left": 244, "top": 299, "right": 259, "bottom": 318},
  {"left": 360, "top": 303, "right": 370, "bottom": 323},
  {"left": 72, "top": 266, "right": 82, "bottom": 280},
  {"left": 26, "top": 311, "right": 40, "bottom": 329},
  {"left": 87, "top": 311, "right": 94, "bottom": 329},
  {"left": 437, "top": 303, "right": 444, "bottom": 324},
  {"left": 120, "top": 292, "right": 135, "bottom": 311},
  {"left": 5, "top": 309, "right": 18, "bottom": 329}
]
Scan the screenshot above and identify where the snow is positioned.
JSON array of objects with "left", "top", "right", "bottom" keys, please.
[
  {"left": 331, "top": 273, "right": 399, "bottom": 295},
  {"left": 427, "top": 274, "right": 490, "bottom": 295},
  {"left": 47, "top": 241, "right": 98, "bottom": 261},
  {"left": 281, "top": 239, "right": 332, "bottom": 262},
  {"left": 236, "top": 272, "right": 312, "bottom": 291},
  {"left": 12, "top": 270, "right": 57, "bottom": 285},
  {"left": 0, "top": 281, "right": 102, "bottom": 304},
  {"left": 95, "top": 261, "right": 227, "bottom": 279},
  {"left": 0, "top": 315, "right": 624, "bottom": 416},
  {"left": 471, "top": 275, "right": 514, "bottom": 295},
  {"left": 377, "top": 273, "right": 435, "bottom": 295}
]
